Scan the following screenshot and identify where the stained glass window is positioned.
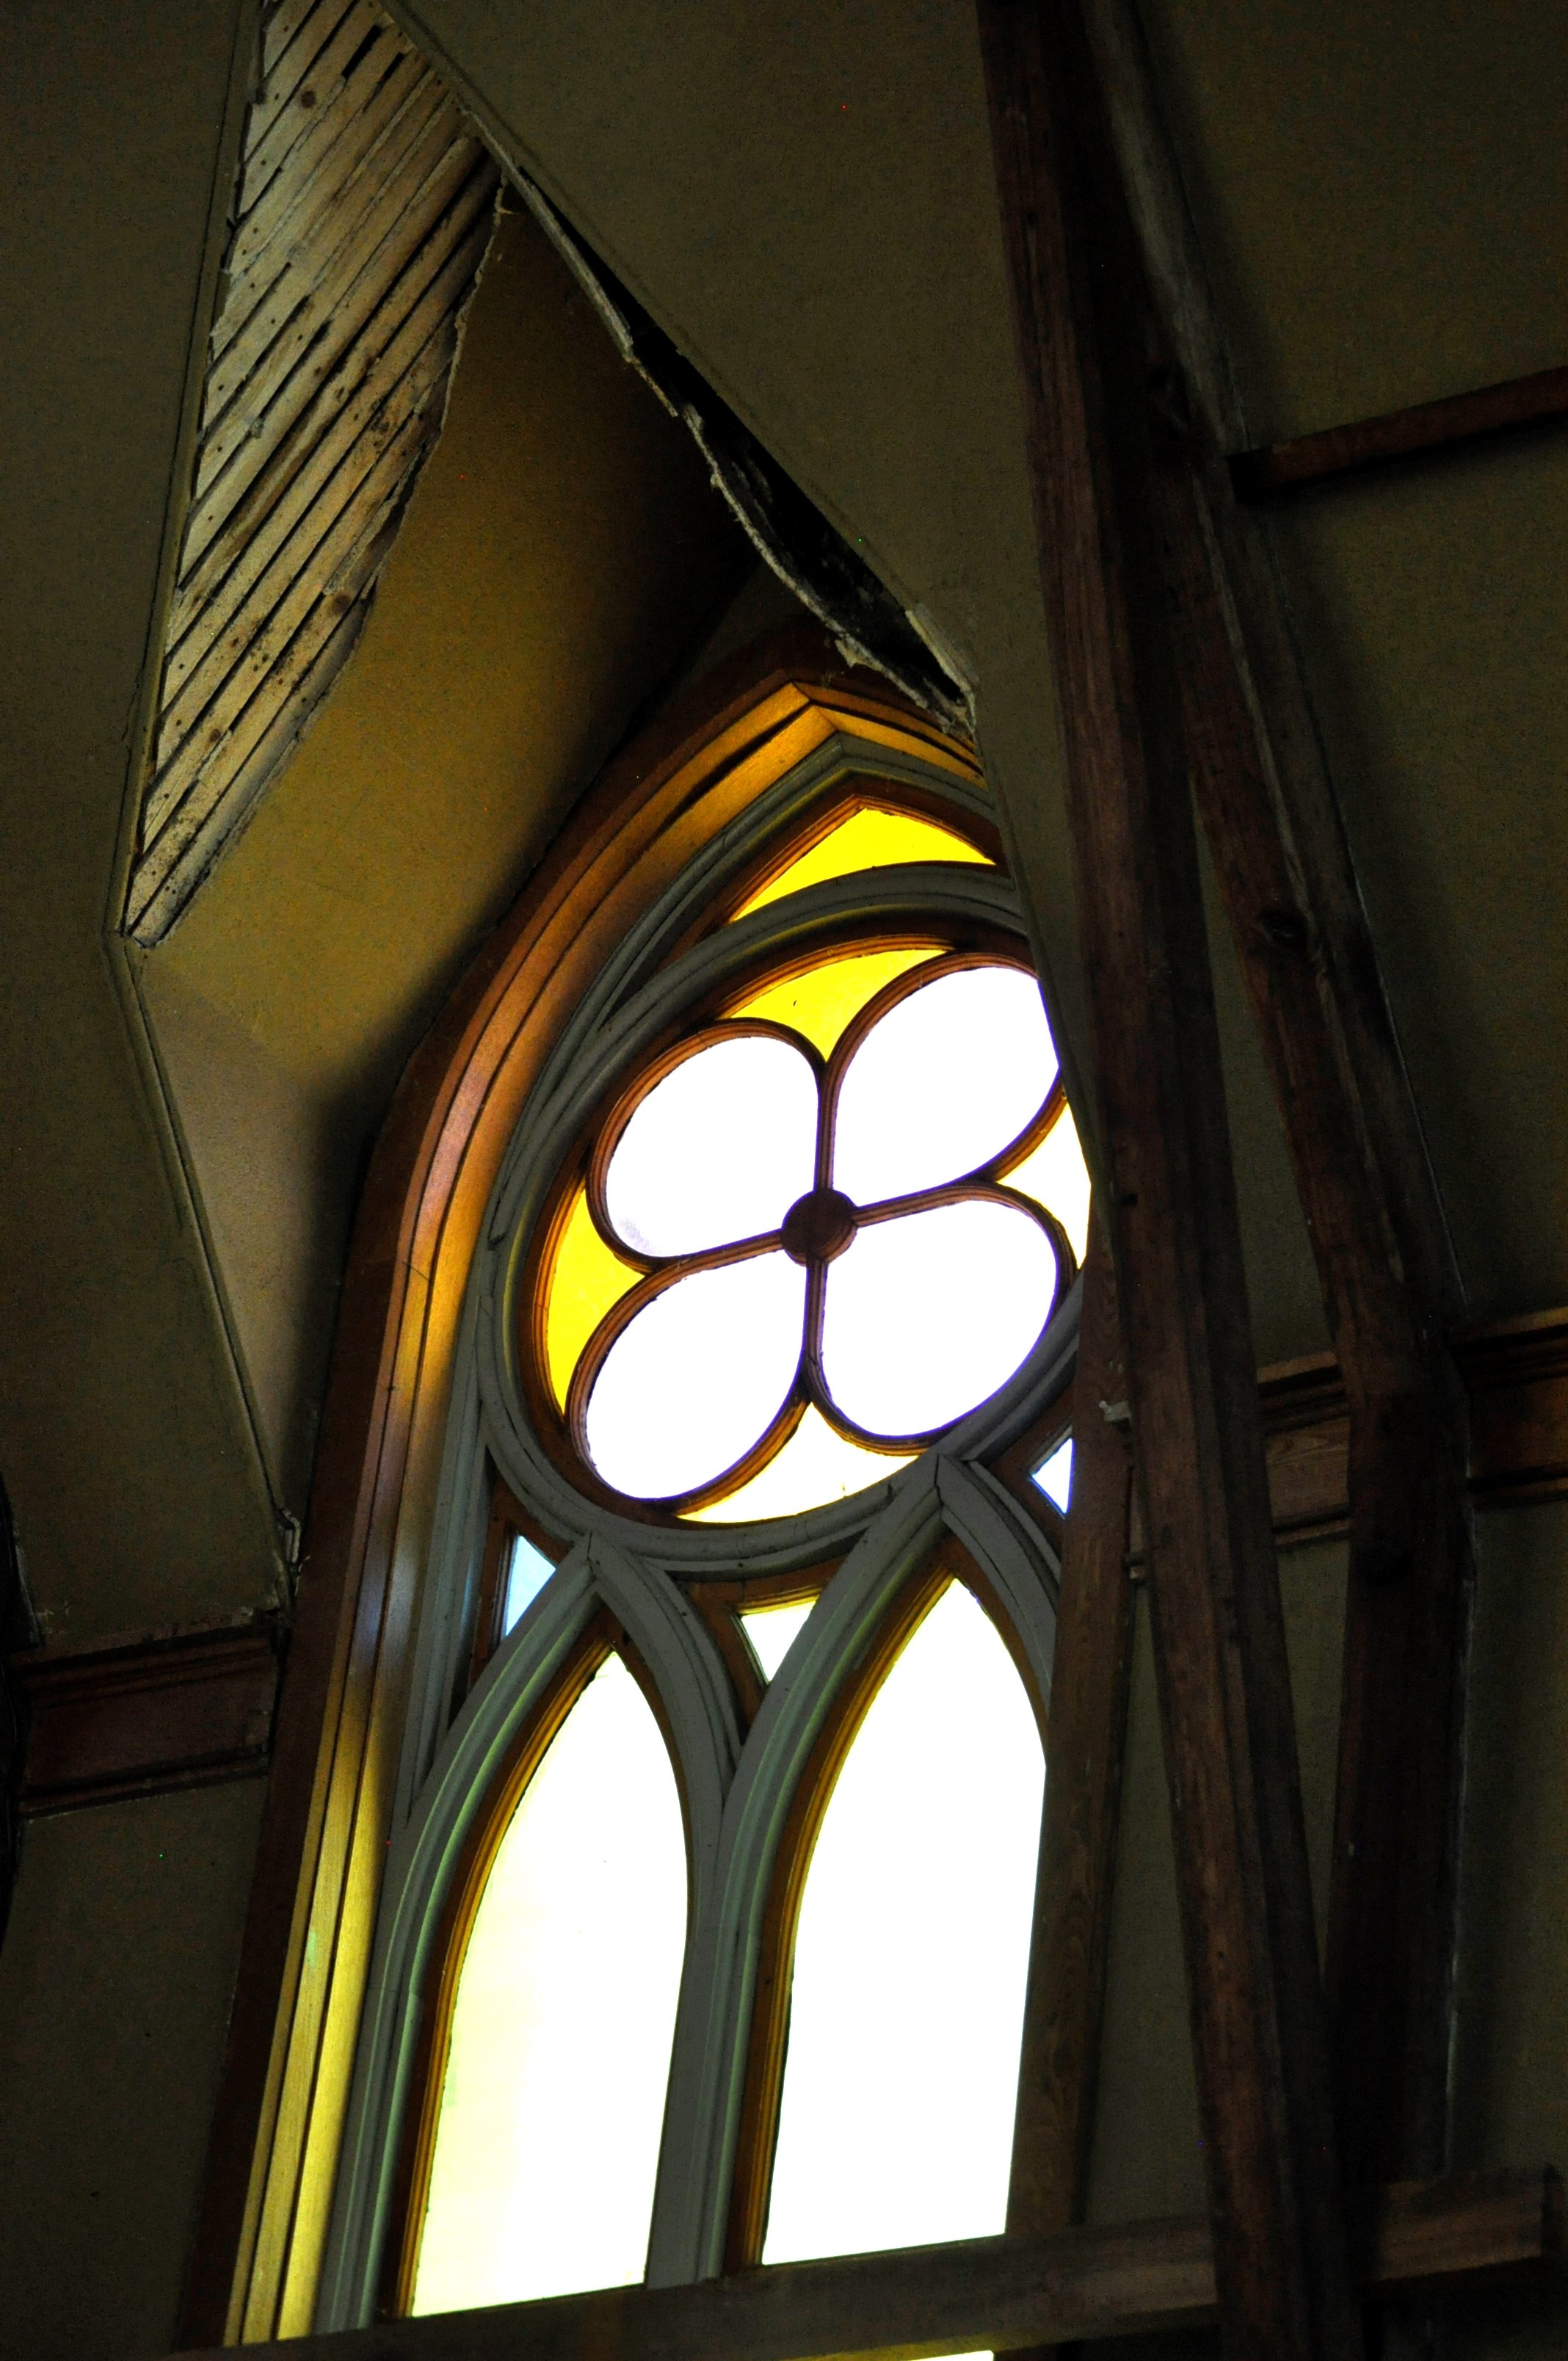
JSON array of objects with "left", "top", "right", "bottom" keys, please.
[
  {"left": 363, "top": 761, "right": 1081, "bottom": 2339},
  {"left": 534, "top": 946, "right": 1090, "bottom": 1521},
  {"left": 730, "top": 798, "right": 991, "bottom": 919},
  {"left": 762, "top": 1581, "right": 1044, "bottom": 2260},
  {"left": 409, "top": 1650, "right": 687, "bottom": 2313}
]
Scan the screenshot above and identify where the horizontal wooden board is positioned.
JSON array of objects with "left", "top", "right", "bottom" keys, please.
[
  {"left": 1230, "top": 362, "right": 1568, "bottom": 496},
  {"left": 15, "top": 1622, "right": 280, "bottom": 1813},
  {"left": 1111, "top": 1308, "right": 1567, "bottom": 1560},
  {"left": 125, "top": 0, "right": 500, "bottom": 946},
  {"left": 170, "top": 2168, "right": 1560, "bottom": 2360}
]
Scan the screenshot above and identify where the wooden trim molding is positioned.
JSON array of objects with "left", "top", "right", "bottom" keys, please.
[
  {"left": 178, "top": 625, "right": 983, "bottom": 2350},
  {"left": 13, "top": 1621, "right": 279, "bottom": 1816},
  {"left": 1230, "top": 363, "right": 1568, "bottom": 498},
  {"left": 174, "top": 2167, "right": 1561, "bottom": 2361},
  {"left": 1254, "top": 1308, "right": 1568, "bottom": 1548}
]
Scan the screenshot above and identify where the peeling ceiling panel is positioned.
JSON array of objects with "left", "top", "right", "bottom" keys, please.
[{"left": 125, "top": 0, "right": 500, "bottom": 945}]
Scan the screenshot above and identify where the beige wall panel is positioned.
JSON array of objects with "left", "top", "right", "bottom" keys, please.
[
  {"left": 0, "top": 1780, "right": 266, "bottom": 2361},
  {"left": 145, "top": 205, "right": 749, "bottom": 1507},
  {"left": 388, "top": 0, "right": 1095, "bottom": 1104},
  {"left": 134, "top": 958, "right": 355, "bottom": 1511},
  {"left": 1085, "top": 1540, "right": 1346, "bottom": 2225},
  {"left": 1141, "top": 0, "right": 1568, "bottom": 1316},
  {"left": 1268, "top": 444, "right": 1568, "bottom": 1318},
  {"left": 1449, "top": 1499, "right": 1568, "bottom": 2355},
  {"left": 0, "top": 0, "right": 281, "bottom": 1636},
  {"left": 1143, "top": 0, "right": 1567, "bottom": 443}
]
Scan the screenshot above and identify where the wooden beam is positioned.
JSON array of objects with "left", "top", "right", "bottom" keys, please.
[
  {"left": 1459, "top": 1309, "right": 1568, "bottom": 1505},
  {"left": 976, "top": 7, "right": 1359, "bottom": 2355},
  {"left": 1077, "top": 0, "right": 1476, "bottom": 2197},
  {"left": 1007, "top": 1216, "right": 1134, "bottom": 2243},
  {"left": 14, "top": 1621, "right": 277, "bottom": 1814},
  {"left": 171, "top": 2170, "right": 1562, "bottom": 2361},
  {"left": 1230, "top": 363, "right": 1568, "bottom": 497}
]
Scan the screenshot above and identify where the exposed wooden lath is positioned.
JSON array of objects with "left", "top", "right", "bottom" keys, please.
[{"left": 125, "top": 0, "right": 501, "bottom": 945}]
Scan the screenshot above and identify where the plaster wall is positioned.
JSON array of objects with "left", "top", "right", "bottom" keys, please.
[
  {"left": 0, "top": 0, "right": 278, "bottom": 1642},
  {"left": 0, "top": 1780, "right": 266, "bottom": 2361},
  {"left": 140, "top": 203, "right": 749, "bottom": 1506}
]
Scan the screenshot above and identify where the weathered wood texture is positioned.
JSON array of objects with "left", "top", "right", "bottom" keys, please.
[
  {"left": 14, "top": 1622, "right": 278, "bottom": 1813},
  {"left": 1008, "top": 1217, "right": 1134, "bottom": 2252},
  {"left": 1078, "top": 0, "right": 1476, "bottom": 2197},
  {"left": 976, "top": 7, "right": 1359, "bottom": 2355},
  {"left": 125, "top": 0, "right": 499, "bottom": 944},
  {"left": 1231, "top": 363, "right": 1568, "bottom": 497},
  {"left": 170, "top": 2170, "right": 1561, "bottom": 2361}
]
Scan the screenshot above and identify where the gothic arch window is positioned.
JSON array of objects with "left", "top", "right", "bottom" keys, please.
[{"left": 252, "top": 650, "right": 1091, "bottom": 2338}]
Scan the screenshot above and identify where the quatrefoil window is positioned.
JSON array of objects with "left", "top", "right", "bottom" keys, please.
[{"left": 531, "top": 941, "right": 1089, "bottom": 1523}]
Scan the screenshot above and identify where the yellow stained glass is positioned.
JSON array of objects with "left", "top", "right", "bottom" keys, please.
[
  {"left": 1003, "top": 1107, "right": 1092, "bottom": 1265},
  {"left": 542, "top": 1186, "right": 642, "bottom": 1410},
  {"left": 683, "top": 1405, "right": 913, "bottom": 1524},
  {"left": 726, "top": 946, "right": 943, "bottom": 1059},
  {"left": 733, "top": 805, "right": 990, "bottom": 918}
]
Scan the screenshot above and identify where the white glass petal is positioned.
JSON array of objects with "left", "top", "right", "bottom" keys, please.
[
  {"left": 821, "top": 1200, "right": 1056, "bottom": 1437},
  {"left": 763, "top": 1581, "right": 1044, "bottom": 2261},
  {"left": 832, "top": 964, "right": 1057, "bottom": 1205},
  {"left": 585, "top": 1254, "right": 805, "bottom": 1499},
  {"left": 740, "top": 1597, "right": 816, "bottom": 1680},
  {"left": 681, "top": 1404, "right": 912, "bottom": 1524},
  {"left": 604, "top": 1034, "right": 818, "bottom": 1257},
  {"left": 412, "top": 1653, "right": 687, "bottom": 2313}
]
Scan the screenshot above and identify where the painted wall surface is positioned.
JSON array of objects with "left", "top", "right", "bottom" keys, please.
[
  {"left": 1087, "top": 1538, "right": 1349, "bottom": 2229},
  {"left": 1145, "top": 0, "right": 1568, "bottom": 1319},
  {"left": 140, "top": 203, "right": 749, "bottom": 1506},
  {"left": 1448, "top": 1499, "right": 1568, "bottom": 2357},
  {"left": 0, "top": 0, "right": 280, "bottom": 1642},
  {"left": 0, "top": 1781, "right": 266, "bottom": 2361}
]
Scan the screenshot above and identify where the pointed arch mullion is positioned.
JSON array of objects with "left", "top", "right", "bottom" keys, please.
[{"left": 643, "top": 1470, "right": 948, "bottom": 2285}]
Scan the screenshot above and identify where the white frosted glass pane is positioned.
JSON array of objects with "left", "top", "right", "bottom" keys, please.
[
  {"left": 821, "top": 1200, "right": 1056, "bottom": 1438},
  {"left": 1033, "top": 1437, "right": 1073, "bottom": 1514},
  {"left": 502, "top": 1536, "right": 555, "bottom": 1633},
  {"left": 682, "top": 1404, "right": 912, "bottom": 1524},
  {"left": 413, "top": 1654, "right": 688, "bottom": 2313},
  {"left": 763, "top": 1582, "right": 1044, "bottom": 2262},
  {"left": 740, "top": 1597, "right": 816, "bottom": 1680},
  {"left": 586, "top": 1255, "right": 805, "bottom": 1499},
  {"left": 832, "top": 965, "right": 1056, "bottom": 1206},
  {"left": 604, "top": 1035, "right": 817, "bottom": 1257}
]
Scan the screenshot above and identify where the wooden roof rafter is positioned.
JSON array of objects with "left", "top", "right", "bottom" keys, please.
[{"left": 123, "top": 0, "right": 501, "bottom": 946}]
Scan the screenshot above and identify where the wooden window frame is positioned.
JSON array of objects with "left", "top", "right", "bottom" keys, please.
[{"left": 179, "top": 630, "right": 1085, "bottom": 2347}]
